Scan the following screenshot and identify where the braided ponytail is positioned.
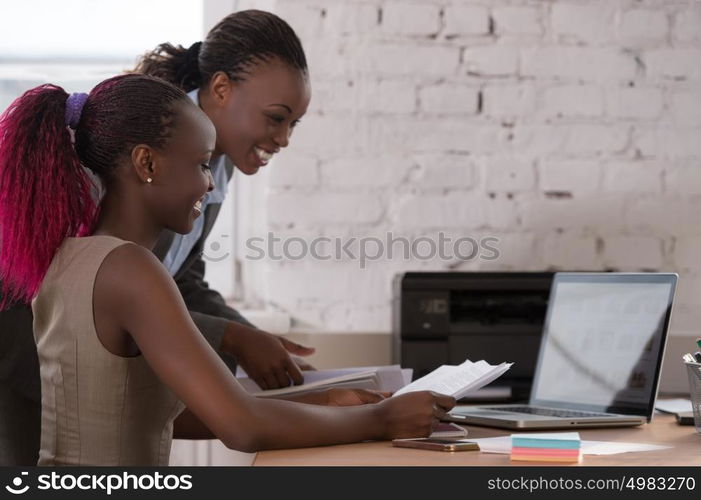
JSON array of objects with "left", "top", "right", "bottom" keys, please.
[
  {"left": 0, "top": 85, "right": 97, "bottom": 307},
  {"left": 133, "top": 42, "right": 203, "bottom": 92},
  {"left": 0, "top": 74, "right": 188, "bottom": 308}
]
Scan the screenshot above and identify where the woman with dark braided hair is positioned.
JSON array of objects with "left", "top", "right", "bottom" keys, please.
[
  {"left": 0, "top": 73, "right": 454, "bottom": 465},
  {"left": 132, "top": 10, "right": 319, "bottom": 394},
  {"left": 0, "top": 9, "right": 336, "bottom": 466}
]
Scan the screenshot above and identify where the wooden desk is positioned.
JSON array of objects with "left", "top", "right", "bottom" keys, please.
[{"left": 254, "top": 415, "right": 701, "bottom": 466}]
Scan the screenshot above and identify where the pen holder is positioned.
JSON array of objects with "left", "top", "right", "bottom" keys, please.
[{"left": 685, "top": 362, "right": 701, "bottom": 433}]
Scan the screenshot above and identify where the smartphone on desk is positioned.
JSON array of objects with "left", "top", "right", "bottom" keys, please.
[{"left": 392, "top": 438, "right": 480, "bottom": 452}]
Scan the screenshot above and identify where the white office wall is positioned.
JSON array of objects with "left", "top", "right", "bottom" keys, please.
[{"left": 224, "top": 0, "right": 701, "bottom": 335}]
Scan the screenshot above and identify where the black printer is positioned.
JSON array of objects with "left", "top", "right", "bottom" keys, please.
[{"left": 392, "top": 272, "right": 555, "bottom": 402}]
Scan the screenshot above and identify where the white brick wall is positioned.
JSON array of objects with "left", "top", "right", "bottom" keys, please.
[
  {"left": 604, "top": 161, "right": 663, "bottom": 196},
  {"left": 675, "top": 6, "right": 701, "bottom": 43},
  {"left": 482, "top": 83, "right": 536, "bottom": 118},
  {"left": 321, "top": 155, "right": 414, "bottom": 187},
  {"left": 666, "top": 160, "right": 701, "bottom": 196},
  {"left": 521, "top": 47, "right": 637, "bottom": 80},
  {"left": 267, "top": 192, "right": 384, "bottom": 227},
  {"left": 463, "top": 46, "right": 519, "bottom": 76},
  {"left": 606, "top": 87, "right": 664, "bottom": 120},
  {"left": 381, "top": 2, "right": 441, "bottom": 36},
  {"left": 443, "top": 5, "right": 489, "bottom": 36},
  {"left": 396, "top": 193, "right": 484, "bottom": 229},
  {"left": 483, "top": 156, "right": 536, "bottom": 192},
  {"left": 603, "top": 236, "right": 664, "bottom": 270},
  {"left": 671, "top": 90, "right": 701, "bottom": 125},
  {"left": 542, "top": 85, "right": 604, "bottom": 118},
  {"left": 493, "top": 6, "right": 543, "bottom": 36},
  {"left": 539, "top": 159, "right": 602, "bottom": 195},
  {"left": 356, "top": 42, "right": 460, "bottom": 76},
  {"left": 645, "top": 48, "right": 701, "bottom": 80},
  {"left": 412, "top": 153, "right": 477, "bottom": 188},
  {"left": 619, "top": 9, "right": 668, "bottom": 43},
  {"left": 551, "top": 3, "right": 615, "bottom": 44},
  {"left": 232, "top": 0, "right": 701, "bottom": 333},
  {"left": 419, "top": 83, "right": 479, "bottom": 114},
  {"left": 541, "top": 233, "right": 599, "bottom": 270}
]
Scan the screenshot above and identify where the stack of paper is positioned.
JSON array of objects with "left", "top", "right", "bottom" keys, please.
[
  {"left": 392, "top": 359, "right": 513, "bottom": 399},
  {"left": 469, "top": 436, "right": 670, "bottom": 456},
  {"left": 236, "top": 365, "right": 412, "bottom": 397},
  {"left": 510, "top": 432, "right": 582, "bottom": 463}
]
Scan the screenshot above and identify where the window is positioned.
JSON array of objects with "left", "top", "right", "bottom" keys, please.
[{"left": 0, "top": 0, "right": 203, "bottom": 107}]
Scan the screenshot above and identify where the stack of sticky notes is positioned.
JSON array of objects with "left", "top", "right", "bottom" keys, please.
[{"left": 510, "top": 432, "right": 582, "bottom": 463}]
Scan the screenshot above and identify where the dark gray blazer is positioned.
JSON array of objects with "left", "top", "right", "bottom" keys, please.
[{"left": 0, "top": 158, "right": 251, "bottom": 465}]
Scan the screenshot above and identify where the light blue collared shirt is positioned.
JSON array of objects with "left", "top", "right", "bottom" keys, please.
[{"left": 162, "top": 88, "right": 230, "bottom": 276}]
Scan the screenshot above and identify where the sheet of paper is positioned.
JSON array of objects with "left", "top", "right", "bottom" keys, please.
[
  {"left": 236, "top": 369, "right": 378, "bottom": 396},
  {"left": 512, "top": 432, "right": 581, "bottom": 441},
  {"left": 401, "top": 368, "right": 413, "bottom": 387},
  {"left": 375, "top": 366, "right": 408, "bottom": 393},
  {"left": 300, "top": 365, "right": 409, "bottom": 393},
  {"left": 470, "top": 436, "right": 511, "bottom": 454},
  {"left": 236, "top": 365, "right": 409, "bottom": 395},
  {"left": 581, "top": 441, "right": 671, "bottom": 455},
  {"left": 393, "top": 359, "right": 513, "bottom": 398},
  {"left": 455, "top": 363, "right": 513, "bottom": 399},
  {"left": 655, "top": 398, "right": 693, "bottom": 414},
  {"left": 471, "top": 436, "right": 671, "bottom": 455},
  {"left": 297, "top": 368, "right": 376, "bottom": 385},
  {"left": 393, "top": 365, "right": 457, "bottom": 396},
  {"left": 237, "top": 366, "right": 361, "bottom": 382}
]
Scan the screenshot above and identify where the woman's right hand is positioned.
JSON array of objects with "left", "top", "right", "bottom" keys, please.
[{"left": 376, "top": 391, "right": 457, "bottom": 439}]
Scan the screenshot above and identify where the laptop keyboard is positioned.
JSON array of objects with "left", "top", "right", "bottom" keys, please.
[{"left": 482, "top": 406, "right": 615, "bottom": 418}]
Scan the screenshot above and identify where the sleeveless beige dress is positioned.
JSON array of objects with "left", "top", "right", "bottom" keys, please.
[{"left": 31, "top": 236, "right": 185, "bottom": 465}]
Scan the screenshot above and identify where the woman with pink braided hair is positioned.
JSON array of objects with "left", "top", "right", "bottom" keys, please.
[{"left": 0, "top": 74, "right": 454, "bottom": 465}]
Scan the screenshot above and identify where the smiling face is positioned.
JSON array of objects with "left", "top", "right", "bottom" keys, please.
[
  {"left": 201, "top": 57, "right": 311, "bottom": 175},
  {"left": 143, "top": 100, "right": 217, "bottom": 234}
]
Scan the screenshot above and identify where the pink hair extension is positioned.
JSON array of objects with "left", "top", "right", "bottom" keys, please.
[{"left": 0, "top": 85, "right": 97, "bottom": 308}]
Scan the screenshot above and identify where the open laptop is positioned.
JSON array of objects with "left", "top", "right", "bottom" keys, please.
[{"left": 446, "top": 273, "right": 677, "bottom": 429}]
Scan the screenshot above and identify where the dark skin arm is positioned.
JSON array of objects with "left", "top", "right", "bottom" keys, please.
[
  {"left": 220, "top": 322, "right": 315, "bottom": 388},
  {"left": 174, "top": 389, "right": 389, "bottom": 439},
  {"left": 174, "top": 408, "right": 214, "bottom": 439},
  {"left": 95, "top": 244, "right": 455, "bottom": 452}
]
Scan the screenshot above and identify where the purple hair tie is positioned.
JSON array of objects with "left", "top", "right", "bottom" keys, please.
[{"left": 65, "top": 92, "right": 89, "bottom": 130}]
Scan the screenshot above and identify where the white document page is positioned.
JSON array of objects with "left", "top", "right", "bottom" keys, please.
[
  {"left": 392, "top": 359, "right": 513, "bottom": 398},
  {"left": 655, "top": 398, "right": 693, "bottom": 414}
]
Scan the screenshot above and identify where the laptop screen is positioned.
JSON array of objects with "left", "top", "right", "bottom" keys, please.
[{"left": 530, "top": 273, "right": 676, "bottom": 417}]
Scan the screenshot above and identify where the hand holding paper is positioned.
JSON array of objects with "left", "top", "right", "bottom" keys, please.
[{"left": 392, "top": 359, "right": 513, "bottom": 399}]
